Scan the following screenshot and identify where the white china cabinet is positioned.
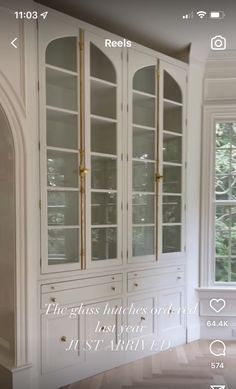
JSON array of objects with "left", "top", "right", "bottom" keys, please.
[{"left": 36, "top": 8, "right": 187, "bottom": 388}]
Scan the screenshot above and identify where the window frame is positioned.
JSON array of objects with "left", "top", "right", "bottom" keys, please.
[{"left": 201, "top": 105, "right": 236, "bottom": 286}]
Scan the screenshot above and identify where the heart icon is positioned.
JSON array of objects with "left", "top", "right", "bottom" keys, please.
[{"left": 209, "top": 298, "right": 226, "bottom": 313}]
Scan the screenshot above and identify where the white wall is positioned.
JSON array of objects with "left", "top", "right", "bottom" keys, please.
[{"left": 186, "top": 55, "right": 205, "bottom": 342}]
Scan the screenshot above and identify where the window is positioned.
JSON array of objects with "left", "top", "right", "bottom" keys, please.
[
  {"left": 201, "top": 107, "right": 236, "bottom": 286},
  {"left": 215, "top": 122, "right": 236, "bottom": 282}
]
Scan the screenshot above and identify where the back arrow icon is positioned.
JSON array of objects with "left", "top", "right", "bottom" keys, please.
[{"left": 11, "top": 38, "right": 18, "bottom": 48}]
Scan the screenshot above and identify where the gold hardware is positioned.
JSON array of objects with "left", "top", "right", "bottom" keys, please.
[
  {"left": 79, "top": 167, "right": 89, "bottom": 175},
  {"left": 51, "top": 297, "right": 56, "bottom": 302},
  {"left": 61, "top": 336, "right": 67, "bottom": 342},
  {"left": 155, "top": 173, "right": 164, "bottom": 181},
  {"left": 140, "top": 316, "right": 146, "bottom": 321},
  {"left": 79, "top": 29, "right": 86, "bottom": 271}
]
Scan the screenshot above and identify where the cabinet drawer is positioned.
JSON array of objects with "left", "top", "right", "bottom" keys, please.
[
  {"left": 41, "top": 281, "right": 122, "bottom": 309},
  {"left": 128, "top": 265, "right": 184, "bottom": 280},
  {"left": 128, "top": 272, "right": 184, "bottom": 293},
  {"left": 41, "top": 273, "right": 122, "bottom": 293}
]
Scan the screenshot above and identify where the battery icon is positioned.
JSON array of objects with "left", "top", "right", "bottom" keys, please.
[{"left": 210, "top": 11, "right": 225, "bottom": 19}]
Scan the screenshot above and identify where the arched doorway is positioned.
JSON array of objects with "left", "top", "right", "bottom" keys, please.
[{"left": 0, "top": 104, "right": 15, "bottom": 366}]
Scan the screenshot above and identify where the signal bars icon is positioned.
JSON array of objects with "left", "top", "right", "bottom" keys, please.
[{"left": 182, "top": 11, "right": 194, "bottom": 19}]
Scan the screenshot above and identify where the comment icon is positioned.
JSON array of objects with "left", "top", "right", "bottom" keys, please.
[{"left": 209, "top": 340, "right": 226, "bottom": 357}]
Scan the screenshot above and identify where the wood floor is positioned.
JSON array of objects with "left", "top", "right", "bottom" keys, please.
[{"left": 61, "top": 340, "right": 236, "bottom": 389}]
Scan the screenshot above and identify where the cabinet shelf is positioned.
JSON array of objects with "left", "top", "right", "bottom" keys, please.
[
  {"left": 48, "top": 225, "right": 79, "bottom": 230},
  {"left": 47, "top": 187, "right": 79, "bottom": 192},
  {"left": 133, "top": 89, "right": 156, "bottom": 99},
  {"left": 132, "top": 123, "right": 155, "bottom": 131},
  {"left": 163, "top": 130, "right": 182, "bottom": 137},
  {"left": 163, "top": 98, "right": 183, "bottom": 107},
  {"left": 91, "top": 151, "right": 117, "bottom": 159},
  {"left": 46, "top": 64, "right": 78, "bottom": 77},
  {"left": 90, "top": 114, "right": 117, "bottom": 124},
  {"left": 47, "top": 146, "right": 79, "bottom": 154},
  {"left": 90, "top": 76, "right": 117, "bottom": 88},
  {"left": 91, "top": 189, "right": 117, "bottom": 193},
  {"left": 46, "top": 105, "right": 78, "bottom": 116},
  {"left": 163, "top": 161, "right": 183, "bottom": 167}
]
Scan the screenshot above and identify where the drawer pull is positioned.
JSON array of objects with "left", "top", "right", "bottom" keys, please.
[
  {"left": 177, "top": 276, "right": 182, "bottom": 280},
  {"left": 111, "top": 286, "right": 116, "bottom": 291},
  {"left": 134, "top": 283, "right": 138, "bottom": 287},
  {"left": 51, "top": 297, "right": 56, "bottom": 302},
  {"left": 61, "top": 336, "right": 67, "bottom": 342},
  {"left": 140, "top": 316, "right": 146, "bottom": 321},
  {"left": 100, "top": 326, "right": 105, "bottom": 331}
]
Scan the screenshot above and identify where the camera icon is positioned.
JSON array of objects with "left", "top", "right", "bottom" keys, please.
[{"left": 211, "top": 35, "right": 226, "bottom": 50}]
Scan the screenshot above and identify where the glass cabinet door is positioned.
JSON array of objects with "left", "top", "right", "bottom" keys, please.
[
  {"left": 128, "top": 51, "right": 158, "bottom": 262},
  {"left": 40, "top": 34, "right": 81, "bottom": 272},
  {"left": 160, "top": 62, "right": 186, "bottom": 254},
  {"left": 84, "top": 34, "right": 122, "bottom": 267}
]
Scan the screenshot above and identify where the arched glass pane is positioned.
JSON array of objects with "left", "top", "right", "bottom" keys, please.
[
  {"left": 133, "top": 66, "right": 155, "bottom": 95},
  {"left": 46, "top": 37, "right": 77, "bottom": 71},
  {"left": 90, "top": 43, "right": 116, "bottom": 83},
  {"left": 0, "top": 105, "right": 15, "bottom": 364},
  {"left": 164, "top": 71, "right": 182, "bottom": 103}
]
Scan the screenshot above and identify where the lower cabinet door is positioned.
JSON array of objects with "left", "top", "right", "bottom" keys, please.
[
  {"left": 158, "top": 287, "right": 186, "bottom": 345},
  {"left": 127, "top": 293, "right": 157, "bottom": 343},
  {"left": 84, "top": 299, "right": 122, "bottom": 354},
  {"left": 41, "top": 311, "right": 84, "bottom": 373}
]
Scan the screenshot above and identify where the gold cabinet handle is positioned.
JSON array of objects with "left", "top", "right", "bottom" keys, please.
[
  {"left": 79, "top": 167, "right": 89, "bottom": 175},
  {"left": 51, "top": 297, "right": 56, "bottom": 302},
  {"left": 61, "top": 336, "right": 67, "bottom": 342},
  {"left": 155, "top": 173, "right": 164, "bottom": 182}
]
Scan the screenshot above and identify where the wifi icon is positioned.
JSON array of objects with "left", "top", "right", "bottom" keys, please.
[{"left": 196, "top": 10, "right": 207, "bottom": 19}]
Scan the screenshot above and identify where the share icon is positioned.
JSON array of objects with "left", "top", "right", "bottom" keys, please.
[{"left": 210, "top": 385, "right": 226, "bottom": 389}]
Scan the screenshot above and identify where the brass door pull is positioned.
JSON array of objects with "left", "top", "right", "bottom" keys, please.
[
  {"left": 79, "top": 167, "right": 89, "bottom": 175},
  {"left": 155, "top": 173, "right": 163, "bottom": 181}
]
